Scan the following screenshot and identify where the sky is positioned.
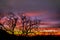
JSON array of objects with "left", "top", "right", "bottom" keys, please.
[
  {"left": 0, "top": 0, "right": 60, "bottom": 27},
  {"left": 0, "top": 0, "right": 60, "bottom": 12}
]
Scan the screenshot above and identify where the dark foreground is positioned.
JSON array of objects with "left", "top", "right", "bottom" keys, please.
[{"left": 0, "top": 29, "right": 60, "bottom": 40}]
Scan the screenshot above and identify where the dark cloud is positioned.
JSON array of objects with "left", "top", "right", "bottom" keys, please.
[{"left": 0, "top": 0, "right": 60, "bottom": 12}]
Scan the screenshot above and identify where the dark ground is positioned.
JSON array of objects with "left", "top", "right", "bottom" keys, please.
[{"left": 0, "top": 29, "right": 60, "bottom": 40}]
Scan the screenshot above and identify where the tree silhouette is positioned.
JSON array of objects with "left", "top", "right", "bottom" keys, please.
[
  {"left": 7, "top": 12, "right": 18, "bottom": 34},
  {"left": 20, "top": 14, "right": 27, "bottom": 34},
  {"left": 0, "top": 12, "right": 41, "bottom": 36},
  {"left": 20, "top": 14, "right": 41, "bottom": 35}
]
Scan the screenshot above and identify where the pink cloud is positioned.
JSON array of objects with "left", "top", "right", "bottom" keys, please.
[{"left": 24, "top": 11, "right": 48, "bottom": 16}]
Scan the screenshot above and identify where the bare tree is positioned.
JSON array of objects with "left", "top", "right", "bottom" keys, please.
[
  {"left": 7, "top": 12, "right": 18, "bottom": 34},
  {"left": 20, "top": 14, "right": 41, "bottom": 35},
  {"left": 20, "top": 14, "right": 27, "bottom": 34}
]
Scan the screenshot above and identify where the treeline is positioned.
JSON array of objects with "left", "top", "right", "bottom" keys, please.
[{"left": 0, "top": 12, "right": 41, "bottom": 35}]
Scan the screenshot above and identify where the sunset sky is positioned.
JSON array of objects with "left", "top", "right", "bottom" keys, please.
[{"left": 0, "top": 0, "right": 60, "bottom": 27}]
